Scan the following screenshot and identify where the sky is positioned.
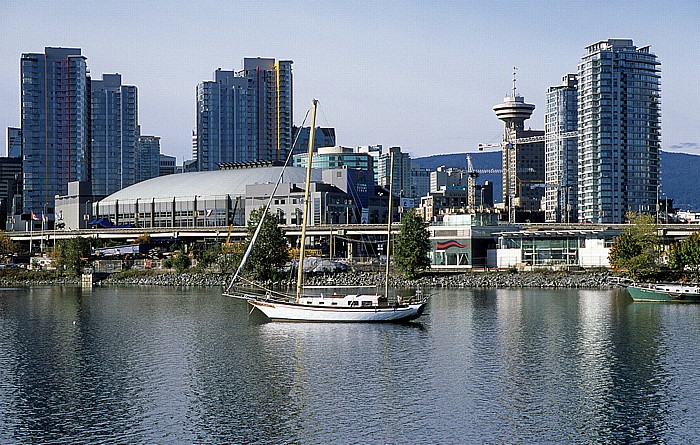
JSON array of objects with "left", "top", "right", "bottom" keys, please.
[{"left": 1, "top": 0, "right": 699, "bottom": 162}]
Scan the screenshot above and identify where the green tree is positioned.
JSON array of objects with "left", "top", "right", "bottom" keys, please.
[
  {"left": 196, "top": 243, "right": 222, "bottom": 270},
  {"left": 0, "top": 231, "right": 19, "bottom": 255},
  {"left": 52, "top": 236, "right": 92, "bottom": 274},
  {"left": 243, "top": 207, "right": 289, "bottom": 281},
  {"left": 669, "top": 232, "right": 700, "bottom": 279},
  {"left": 393, "top": 209, "right": 431, "bottom": 279},
  {"left": 608, "top": 212, "right": 660, "bottom": 280},
  {"left": 163, "top": 251, "right": 191, "bottom": 273}
]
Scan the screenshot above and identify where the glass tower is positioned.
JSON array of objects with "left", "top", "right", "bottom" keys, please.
[
  {"left": 90, "top": 74, "right": 138, "bottom": 195},
  {"left": 196, "top": 58, "right": 293, "bottom": 171},
  {"left": 545, "top": 74, "right": 578, "bottom": 223},
  {"left": 135, "top": 135, "right": 161, "bottom": 183},
  {"left": 577, "top": 40, "right": 660, "bottom": 223},
  {"left": 21, "top": 47, "right": 90, "bottom": 216}
]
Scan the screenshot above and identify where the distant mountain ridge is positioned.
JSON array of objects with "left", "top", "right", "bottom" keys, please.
[{"left": 414, "top": 151, "right": 700, "bottom": 211}]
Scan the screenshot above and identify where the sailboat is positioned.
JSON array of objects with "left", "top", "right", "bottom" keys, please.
[{"left": 223, "top": 99, "right": 427, "bottom": 322}]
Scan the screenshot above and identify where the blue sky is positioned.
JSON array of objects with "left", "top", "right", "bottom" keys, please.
[{"left": 1, "top": 0, "right": 699, "bottom": 161}]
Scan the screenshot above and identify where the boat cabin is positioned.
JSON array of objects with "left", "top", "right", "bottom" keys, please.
[{"left": 299, "top": 293, "right": 389, "bottom": 307}]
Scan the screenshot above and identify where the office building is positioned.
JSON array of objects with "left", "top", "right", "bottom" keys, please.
[
  {"left": 577, "top": 39, "right": 661, "bottom": 223},
  {"left": 136, "top": 135, "right": 161, "bottom": 183},
  {"left": 20, "top": 47, "right": 90, "bottom": 217},
  {"left": 377, "top": 147, "right": 412, "bottom": 198},
  {"left": 159, "top": 154, "right": 177, "bottom": 176},
  {"left": 544, "top": 74, "right": 578, "bottom": 222},
  {"left": 90, "top": 74, "right": 138, "bottom": 196},
  {"left": 6, "top": 127, "right": 21, "bottom": 158},
  {"left": 196, "top": 59, "right": 293, "bottom": 170},
  {"left": 411, "top": 166, "right": 431, "bottom": 199},
  {"left": 294, "top": 146, "right": 374, "bottom": 172},
  {"left": 430, "top": 166, "right": 469, "bottom": 193},
  {"left": 292, "top": 126, "right": 336, "bottom": 154}
]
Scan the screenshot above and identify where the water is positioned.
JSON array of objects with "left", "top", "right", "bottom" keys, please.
[{"left": 1, "top": 285, "right": 699, "bottom": 444}]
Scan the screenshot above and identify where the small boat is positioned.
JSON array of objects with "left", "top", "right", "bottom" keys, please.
[
  {"left": 625, "top": 282, "right": 700, "bottom": 302},
  {"left": 224, "top": 99, "right": 427, "bottom": 322}
]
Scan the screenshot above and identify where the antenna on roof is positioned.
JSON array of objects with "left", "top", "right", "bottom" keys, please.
[{"left": 512, "top": 66, "right": 518, "bottom": 98}]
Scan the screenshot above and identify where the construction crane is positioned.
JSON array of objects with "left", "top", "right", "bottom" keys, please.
[
  {"left": 466, "top": 153, "right": 534, "bottom": 210},
  {"left": 478, "top": 131, "right": 579, "bottom": 222}
]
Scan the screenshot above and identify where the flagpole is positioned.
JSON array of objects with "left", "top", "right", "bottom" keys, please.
[{"left": 29, "top": 218, "right": 33, "bottom": 254}]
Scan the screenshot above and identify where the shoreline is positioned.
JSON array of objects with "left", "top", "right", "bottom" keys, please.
[{"left": 1, "top": 269, "right": 614, "bottom": 289}]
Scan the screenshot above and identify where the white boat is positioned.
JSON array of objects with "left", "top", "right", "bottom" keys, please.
[{"left": 224, "top": 99, "right": 427, "bottom": 322}]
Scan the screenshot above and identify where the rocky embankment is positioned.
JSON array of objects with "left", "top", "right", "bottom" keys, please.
[
  {"left": 96, "top": 270, "right": 612, "bottom": 289},
  {"left": 0, "top": 269, "right": 613, "bottom": 288}
]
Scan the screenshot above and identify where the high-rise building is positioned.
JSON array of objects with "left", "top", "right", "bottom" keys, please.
[
  {"left": 135, "top": 135, "right": 161, "bottom": 183},
  {"left": 544, "top": 74, "right": 578, "bottom": 223},
  {"left": 20, "top": 47, "right": 90, "bottom": 217},
  {"left": 196, "top": 59, "right": 293, "bottom": 171},
  {"left": 493, "top": 79, "right": 545, "bottom": 220},
  {"left": 577, "top": 39, "right": 661, "bottom": 223},
  {"left": 90, "top": 73, "right": 138, "bottom": 195},
  {"left": 377, "top": 147, "right": 412, "bottom": 198},
  {"left": 6, "top": 127, "right": 21, "bottom": 158},
  {"left": 411, "top": 166, "right": 431, "bottom": 199}
]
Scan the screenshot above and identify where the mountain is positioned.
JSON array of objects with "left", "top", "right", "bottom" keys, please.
[{"left": 413, "top": 151, "right": 700, "bottom": 211}]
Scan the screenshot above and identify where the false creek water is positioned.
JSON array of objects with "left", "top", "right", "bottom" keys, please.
[{"left": 1, "top": 285, "right": 699, "bottom": 444}]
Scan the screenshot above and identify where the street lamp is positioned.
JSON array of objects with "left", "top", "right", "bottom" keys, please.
[{"left": 84, "top": 200, "right": 91, "bottom": 228}]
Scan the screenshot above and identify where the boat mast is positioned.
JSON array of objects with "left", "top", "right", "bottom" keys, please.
[
  {"left": 384, "top": 150, "right": 394, "bottom": 300},
  {"left": 296, "top": 99, "right": 318, "bottom": 301}
]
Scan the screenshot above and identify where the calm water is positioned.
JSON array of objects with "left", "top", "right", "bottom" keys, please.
[{"left": 1, "top": 285, "right": 699, "bottom": 444}]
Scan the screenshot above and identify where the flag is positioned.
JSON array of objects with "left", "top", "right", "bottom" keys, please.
[{"left": 31, "top": 212, "right": 40, "bottom": 221}]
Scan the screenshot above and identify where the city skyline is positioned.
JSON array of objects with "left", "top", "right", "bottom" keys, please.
[{"left": 1, "top": 0, "right": 698, "bottom": 161}]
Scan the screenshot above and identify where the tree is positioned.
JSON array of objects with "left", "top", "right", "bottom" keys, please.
[
  {"left": 669, "top": 232, "right": 700, "bottom": 280},
  {"left": 52, "top": 236, "right": 92, "bottom": 274},
  {"left": 243, "top": 207, "right": 289, "bottom": 281},
  {"left": 608, "top": 212, "right": 660, "bottom": 280},
  {"left": 164, "top": 251, "right": 191, "bottom": 273},
  {"left": 393, "top": 209, "right": 431, "bottom": 279},
  {"left": 0, "top": 231, "right": 19, "bottom": 255}
]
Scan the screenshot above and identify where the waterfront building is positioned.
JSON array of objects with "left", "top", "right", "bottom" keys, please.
[
  {"left": 292, "top": 126, "right": 336, "bottom": 154},
  {"left": 0, "top": 157, "right": 22, "bottom": 229},
  {"left": 6, "top": 127, "right": 21, "bottom": 158},
  {"left": 495, "top": 227, "right": 619, "bottom": 269},
  {"left": 159, "top": 154, "right": 176, "bottom": 176},
  {"left": 493, "top": 78, "right": 545, "bottom": 218},
  {"left": 544, "top": 74, "right": 578, "bottom": 222},
  {"left": 90, "top": 74, "right": 138, "bottom": 196},
  {"left": 429, "top": 213, "right": 508, "bottom": 269},
  {"left": 196, "top": 59, "right": 293, "bottom": 170},
  {"left": 577, "top": 39, "right": 661, "bottom": 223},
  {"left": 135, "top": 135, "right": 161, "bottom": 183},
  {"left": 357, "top": 145, "right": 382, "bottom": 183},
  {"left": 20, "top": 47, "right": 90, "bottom": 218}
]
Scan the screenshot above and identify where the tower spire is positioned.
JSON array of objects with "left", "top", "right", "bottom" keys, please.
[{"left": 512, "top": 66, "right": 518, "bottom": 98}]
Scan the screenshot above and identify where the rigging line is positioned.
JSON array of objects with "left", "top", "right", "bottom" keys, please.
[{"left": 225, "top": 107, "right": 312, "bottom": 293}]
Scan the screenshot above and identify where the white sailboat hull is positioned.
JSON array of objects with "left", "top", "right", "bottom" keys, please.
[{"left": 245, "top": 298, "right": 427, "bottom": 322}]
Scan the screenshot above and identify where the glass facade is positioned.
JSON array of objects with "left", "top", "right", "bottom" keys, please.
[
  {"left": 135, "top": 136, "right": 161, "bottom": 183},
  {"left": 21, "top": 47, "right": 89, "bottom": 216},
  {"left": 577, "top": 40, "right": 661, "bottom": 223},
  {"left": 196, "top": 59, "right": 293, "bottom": 171},
  {"left": 544, "top": 74, "right": 578, "bottom": 222},
  {"left": 91, "top": 74, "right": 138, "bottom": 195}
]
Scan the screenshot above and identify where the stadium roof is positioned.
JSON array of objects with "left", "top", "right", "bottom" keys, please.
[{"left": 103, "top": 166, "right": 321, "bottom": 202}]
